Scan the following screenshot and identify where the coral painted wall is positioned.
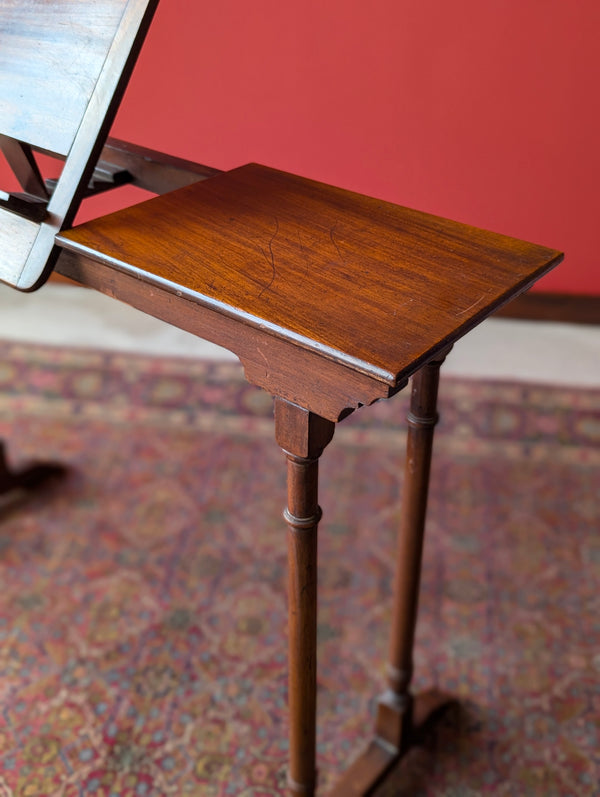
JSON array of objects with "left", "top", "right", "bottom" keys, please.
[{"left": 5, "top": 0, "right": 600, "bottom": 294}]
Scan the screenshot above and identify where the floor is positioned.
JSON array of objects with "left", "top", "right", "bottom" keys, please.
[{"left": 1, "top": 283, "right": 599, "bottom": 387}]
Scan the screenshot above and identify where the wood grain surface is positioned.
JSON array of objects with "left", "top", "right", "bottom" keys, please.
[
  {"left": 0, "top": 0, "right": 126, "bottom": 156},
  {"left": 0, "top": 0, "right": 159, "bottom": 290},
  {"left": 58, "top": 163, "right": 563, "bottom": 385}
]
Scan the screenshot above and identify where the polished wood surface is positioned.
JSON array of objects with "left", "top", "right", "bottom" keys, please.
[
  {"left": 48, "top": 135, "right": 222, "bottom": 287},
  {"left": 0, "top": 0, "right": 159, "bottom": 290},
  {"left": 58, "top": 163, "right": 563, "bottom": 386},
  {"left": 56, "top": 163, "right": 561, "bottom": 796},
  {"left": 382, "top": 351, "right": 448, "bottom": 721},
  {"left": 2, "top": 3, "right": 567, "bottom": 794},
  {"left": 49, "top": 135, "right": 221, "bottom": 283},
  {"left": 275, "top": 401, "right": 335, "bottom": 795},
  {"left": 56, "top": 245, "right": 403, "bottom": 422},
  {"left": 328, "top": 355, "right": 450, "bottom": 796},
  {"left": 54, "top": 167, "right": 564, "bottom": 796}
]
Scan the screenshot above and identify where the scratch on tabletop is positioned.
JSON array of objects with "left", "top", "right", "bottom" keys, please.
[
  {"left": 258, "top": 217, "right": 280, "bottom": 297},
  {"left": 329, "top": 223, "right": 345, "bottom": 265},
  {"left": 455, "top": 292, "right": 490, "bottom": 317},
  {"left": 392, "top": 298, "right": 414, "bottom": 317}
]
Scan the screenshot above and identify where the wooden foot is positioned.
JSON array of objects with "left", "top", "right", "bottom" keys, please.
[
  {"left": 327, "top": 689, "right": 455, "bottom": 796},
  {"left": 327, "top": 739, "right": 398, "bottom": 797},
  {"left": 275, "top": 399, "right": 335, "bottom": 797},
  {"left": 0, "top": 442, "right": 66, "bottom": 495}
]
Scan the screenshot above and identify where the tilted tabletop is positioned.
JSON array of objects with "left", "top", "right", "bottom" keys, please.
[{"left": 57, "top": 163, "right": 562, "bottom": 415}]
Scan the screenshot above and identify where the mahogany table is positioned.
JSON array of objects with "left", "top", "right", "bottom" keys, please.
[
  {"left": 0, "top": 1, "right": 562, "bottom": 790},
  {"left": 53, "top": 162, "right": 562, "bottom": 795}
]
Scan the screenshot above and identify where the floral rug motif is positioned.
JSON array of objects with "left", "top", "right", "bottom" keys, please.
[{"left": 0, "top": 340, "right": 598, "bottom": 796}]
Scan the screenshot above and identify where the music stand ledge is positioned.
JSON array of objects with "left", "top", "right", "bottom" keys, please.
[{"left": 52, "top": 161, "right": 563, "bottom": 795}]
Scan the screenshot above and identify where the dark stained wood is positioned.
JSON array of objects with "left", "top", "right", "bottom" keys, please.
[
  {"left": 328, "top": 689, "right": 454, "bottom": 796},
  {"left": 45, "top": 159, "right": 134, "bottom": 199},
  {"left": 327, "top": 740, "right": 398, "bottom": 797},
  {"left": 328, "top": 354, "right": 449, "bottom": 796},
  {"left": 275, "top": 400, "right": 335, "bottom": 796},
  {"left": 99, "top": 137, "right": 222, "bottom": 194},
  {"left": 0, "top": 134, "right": 48, "bottom": 199},
  {"left": 55, "top": 248, "right": 404, "bottom": 422},
  {"left": 0, "top": 0, "right": 160, "bottom": 290},
  {"left": 48, "top": 271, "right": 78, "bottom": 285},
  {"left": 379, "top": 351, "right": 448, "bottom": 735},
  {"left": 373, "top": 354, "right": 447, "bottom": 780},
  {"left": 495, "top": 290, "right": 600, "bottom": 325},
  {"left": 55, "top": 161, "right": 562, "bottom": 794},
  {"left": 57, "top": 163, "right": 563, "bottom": 387},
  {"left": 53, "top": 166, "right": 564, "bottom": 794},
  {"left": 2, "top": 4, "right": 567, "bottom": 795},
  {"left": 49, "top": 137, "right": 222, "bottom": 285},
  {"left": 0, "top": 441, "right": 65, "bottom": 495},
  {"left": 0, "top": 191, "right": 47, "bottom": 222},
  {"left": 38, "top": 137, "right": 221, "bottom": 195}
]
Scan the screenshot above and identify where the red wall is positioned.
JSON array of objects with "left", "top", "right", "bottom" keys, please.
[{"left": 5, "top": 0, "right": 600, "bottom": 294}]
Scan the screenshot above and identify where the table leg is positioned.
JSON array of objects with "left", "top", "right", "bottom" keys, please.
[
  {"left": 328, "top": 351, "right": 449, "bottom": 795},
  {"left": 374, "top": 351, "right": 448, "bottom": 748},
  {"left": 275, "top": 399, "right": 335, "bottom": 797},
  {"left": 0, "top": 441, "right": 65, "bottom": 495}
]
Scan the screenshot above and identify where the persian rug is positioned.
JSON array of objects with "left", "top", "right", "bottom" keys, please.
[{"left": 0, "top": 340, "right": 598, "bottom": 797}]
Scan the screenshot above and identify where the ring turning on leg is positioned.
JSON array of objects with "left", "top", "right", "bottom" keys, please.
[{"left": 275, "top": 399, "right": 335, "bottom": 797}]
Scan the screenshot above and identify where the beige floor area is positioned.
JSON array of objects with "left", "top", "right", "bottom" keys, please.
[{"left": 1, "top": 283, "right": 599, "bottom": 387}]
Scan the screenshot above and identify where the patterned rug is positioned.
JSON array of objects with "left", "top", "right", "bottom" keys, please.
[{"left": 0, "top": 340, "right": 598, "bottom": 797}]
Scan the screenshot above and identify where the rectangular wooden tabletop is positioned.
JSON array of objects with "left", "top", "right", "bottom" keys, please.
[{"left": 57, "top": 164, "right": 563, "bottom": 386}]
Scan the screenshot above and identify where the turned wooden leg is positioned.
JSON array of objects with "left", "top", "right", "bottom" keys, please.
[
  {"left": 374, "top": 350, "right": 448, "bottom": 749},
  {"left": 0, "top": 441, "right": 65, "bottom": 495},
  {"left": 329, "top": 350, "right": 449, "bottom": 796},
  {"left": 275, "top": 399, "right": 335, "bottom": 797}
]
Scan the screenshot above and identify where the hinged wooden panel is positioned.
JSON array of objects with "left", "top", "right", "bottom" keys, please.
[
  {"left": 0, "top": 0, "right": 126, "bottom": 157},
  {"left": 0, "top": 0, "right": 159, "bottom": 290},
  {"left": 0, "top": 207, "right": 38, "bottom": 283}
]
